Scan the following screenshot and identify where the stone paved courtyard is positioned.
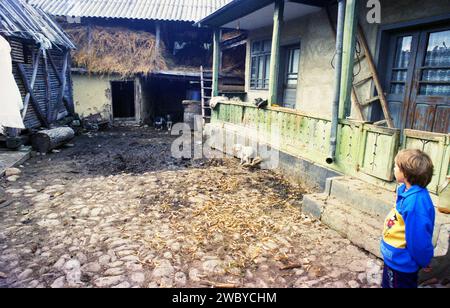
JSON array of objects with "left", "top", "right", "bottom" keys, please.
[{"left": 0, "top": 127, "right": 383, "bottom": 288}]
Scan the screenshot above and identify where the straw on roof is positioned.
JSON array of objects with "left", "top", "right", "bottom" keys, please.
[{"left": 66, "top": 26, "right": 168, "bottom": 76}]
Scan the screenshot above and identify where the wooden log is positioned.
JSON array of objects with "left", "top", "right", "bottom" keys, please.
[{"left": 31, "top": 127, "right": 75, "bottom": 153}]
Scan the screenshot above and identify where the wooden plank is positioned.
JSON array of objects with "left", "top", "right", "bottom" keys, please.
[
  {"left": 403, "top": 129, "right": 448, "bottom": 142},
  {"left": 201, "top": 65, "right": 206, "bottom": 119},
  {"left": 53, "top": 51, "right": 69, "bottom": 122},
  {"left": 268, "top": 0, "right": 284, "bottom": 106},
  {"left": 361, "top": 96, "right": 380, "bottom": 106},
  {"left": 43, "top": 50, "right": 52, "bottom": 122},
  {"left": 17, "top": 64, "right": 49, "bottom": 128},
  {"left": 354, "top": 74, "right": 373, "bottom": 87},
  {"left": 357, "top": 23, "right": 394, "bottom": 128},
  {"left": 47, "top": 52, "right": 63, "bottom": 85},
  {"left": 373, "top": 120, "right": 387, "bottom": 126}
]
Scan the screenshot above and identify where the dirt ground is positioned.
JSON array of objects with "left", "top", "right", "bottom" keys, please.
[{"left": 0, "top": 127, "right": 383, "bottom": 288}]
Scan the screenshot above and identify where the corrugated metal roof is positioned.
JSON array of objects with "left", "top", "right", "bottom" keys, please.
[
  {"left": 28, "top": 0, "right": 232, "bottom": 22},
  {"left": 0, "top": 0, "right": 75, "bottom": 48}
]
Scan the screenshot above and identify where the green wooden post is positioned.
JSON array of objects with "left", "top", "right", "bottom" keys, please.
[
  {"left": 339, "top": 0, "right": 358, "bottom": 119},
  {"left": 268, "top": 0, "right": 284, "bottom": 106},
  {"left": 212, "top": 29, "right": 221, "bottom": 97}
]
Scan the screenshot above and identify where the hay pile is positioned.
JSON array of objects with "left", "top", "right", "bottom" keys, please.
[{"left": 67, "top": 26, "right": 168, "bottom": 76}]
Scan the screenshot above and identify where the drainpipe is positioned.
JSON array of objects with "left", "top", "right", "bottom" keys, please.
[{"left": 327, "top": 0, "right": 346, "bottom": 165}]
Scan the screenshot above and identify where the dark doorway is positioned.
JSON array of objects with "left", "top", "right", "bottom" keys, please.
[
  {"left": 382, "top": 22, "right": 450, "bottom": 134},
  {"left": 143, "top": 77, "right": 190, "bottom": 123},
  {"left": 112, "top": 81, "right": 135, "bottom": 119}
]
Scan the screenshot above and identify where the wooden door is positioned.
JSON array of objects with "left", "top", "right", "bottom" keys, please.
[
  {"left": 384, "top": 24, "right": 450, "bottom": 134},
  {"left": 407, "top": 27, "right": 450, "bottom": 133}
]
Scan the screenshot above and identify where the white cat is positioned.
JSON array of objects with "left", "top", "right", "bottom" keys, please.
[{"left": 232, "top": 144, "right": 256, "bottom": 165}]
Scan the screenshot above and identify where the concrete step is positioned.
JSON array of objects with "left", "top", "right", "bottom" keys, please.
[
  {"left": 327, "top": 176, "right": 393, "bottom": 219},
  {"left": 303, "top": 194, "right": 383, "bottom": 258},
  {"left": 0, "top": 146, "right": 31, "bottom": 177},
  {"left": 303, "top": 176, "right": 450, "bottom": 259}
]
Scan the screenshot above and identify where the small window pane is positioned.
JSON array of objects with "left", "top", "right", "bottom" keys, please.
[
  {"left": 250, "top": 40, "right": 272, "bottom": 89},
  {"left": 263, "top": 40, "right": 271, "bottom": 52},
  {"left": 393, "top": 36, "right": 412, "bottom": 68},
  {"left": 391, "top": 70, "right": 408, "bottom": 82},
  {"left": 251, "top": 58, "right": 257, "bottom": 78},
  {"left": 419, "top": 84, "right": 450, "bottom": 96},
  {"left": 390, "top": 83, "right": 405, "bottom": 95},
  {"left": 252, "top": 41, "right": 261, "bottom": 54},
  {"left": 424, "top": 30, "right": 450, "bottom": 67},
  {"left": 291, "top": 49, "right": 300, "bottom": 74},
  {"left": 422, "top": 69, "right": 450, "bottom": 82}
]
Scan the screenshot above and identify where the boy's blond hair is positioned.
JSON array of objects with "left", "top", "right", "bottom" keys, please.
[{"left": 395, "top": 149, "right": 434, "bottom": 188}]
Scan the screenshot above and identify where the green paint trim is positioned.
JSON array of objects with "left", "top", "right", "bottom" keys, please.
[
  {"left": 210, "top": 102, "right": 449, "bottom": 195},
  {"left": 268, "top": 0, "right": 284, "bottom": 106},
  {"left": 339, "top": 0, "right": 358, "bottom": 119},
  {"left": 212, "top": 29, "right": 221, "bottom": 97}
]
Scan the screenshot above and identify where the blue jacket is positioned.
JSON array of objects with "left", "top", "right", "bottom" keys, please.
[{"left": 381, "top": 185, "right": 435, "bottom": 273}]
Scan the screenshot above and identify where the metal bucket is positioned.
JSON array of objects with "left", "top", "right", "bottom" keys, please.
[
  {"left": 439, "top": 176, "right": 450, "bottom": 214},
  {"left": 182, "top": 100, "right": 202, "bottom": 130}
]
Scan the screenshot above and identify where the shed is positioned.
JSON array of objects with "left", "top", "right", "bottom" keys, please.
[{"left": 0, "top": 0, "right": 75, "bottom": 131}]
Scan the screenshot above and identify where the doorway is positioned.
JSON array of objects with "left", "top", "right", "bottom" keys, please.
[
  {"left": 111, "top": 81, "right": 135, "bottom": 120},
  {"left": 382, "top": 23, "right": 450, "bottom": 134}
]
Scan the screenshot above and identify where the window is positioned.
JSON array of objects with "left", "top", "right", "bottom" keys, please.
[
  {"left": 419, "top": 30, "right": 450, "bottom": 96},
  {"left": 250, "top": 39, "right": 271, "bottom": 90},
  {"left": 279, "top": 44, "right": 300, "bottom": 108}
]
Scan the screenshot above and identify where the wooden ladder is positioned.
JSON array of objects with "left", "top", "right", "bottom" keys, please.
[
  {"left": 200, "top": 66, "right": 213, "bottom": 123},
  {"left": 326, "top": 9, "right": 394, "bottom": 128}
]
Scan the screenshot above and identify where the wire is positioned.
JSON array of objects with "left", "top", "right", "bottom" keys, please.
[
  {"left": 330, "top": 40, "right": 363, "bottom": 77},
  {"left": 353, "top": 39, "right": 362, "bottom": 79}
]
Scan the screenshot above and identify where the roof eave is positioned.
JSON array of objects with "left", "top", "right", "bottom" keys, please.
[{"left": 195, "top": 0, "right": 335, "bottom": 28}]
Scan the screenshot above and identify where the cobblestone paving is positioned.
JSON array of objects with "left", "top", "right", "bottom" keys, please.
[{"left": 0, "top": 128, "right": 383, "bottom": 288}]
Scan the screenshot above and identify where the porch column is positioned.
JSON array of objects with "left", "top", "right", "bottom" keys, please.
[
  {"left": 268, "top": 0, "right": 284, "bottom": 106},
  {"left": 212, "top": 28, "right": 221, "bottom": 97},
  {"left": 339, "top": 0, "right": 358, "bottom": 118}
]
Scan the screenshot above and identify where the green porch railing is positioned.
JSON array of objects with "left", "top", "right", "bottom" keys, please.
[{"left": 211, "top": 101, "right": 450, "bottom": 195}]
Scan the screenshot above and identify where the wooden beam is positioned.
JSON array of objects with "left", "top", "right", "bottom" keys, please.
[
  {"left": 43, "top": 50, "right": 52, "bottom": 121},
  {"left": 268, "top": 0, "right": 284, "bottom": 106},
  {"left": 53, "top": 51, "right": 69, "bottom": 122},
  {"left": 17, "top": 64, "right": 49, "bottom": 128},
  {"left": 356, "top": 24, "right": 395, "bottom": 128},
  {"left": 47, "top": 52, "right": 63, "bottom": 85},
  {"left": 288, "top": 0, "right": 333, "bottom": 7},
  {"left": 212, "top": 29, "right": 221, "bottom": 97},
  {"left": 21, "top": 49, "right": 41, "bottom": 119},
  {"left": 339, "top": 0, "right": 358, "bottom": 119}
]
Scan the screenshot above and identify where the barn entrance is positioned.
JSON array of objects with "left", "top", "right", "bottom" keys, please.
[{"left": 111, "top": 81, "right": 135, "bottom": 120}]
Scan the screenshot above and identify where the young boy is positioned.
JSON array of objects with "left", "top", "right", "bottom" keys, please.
[{"left": 381, "top": 149, "right": 435, "bottom": 288}]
